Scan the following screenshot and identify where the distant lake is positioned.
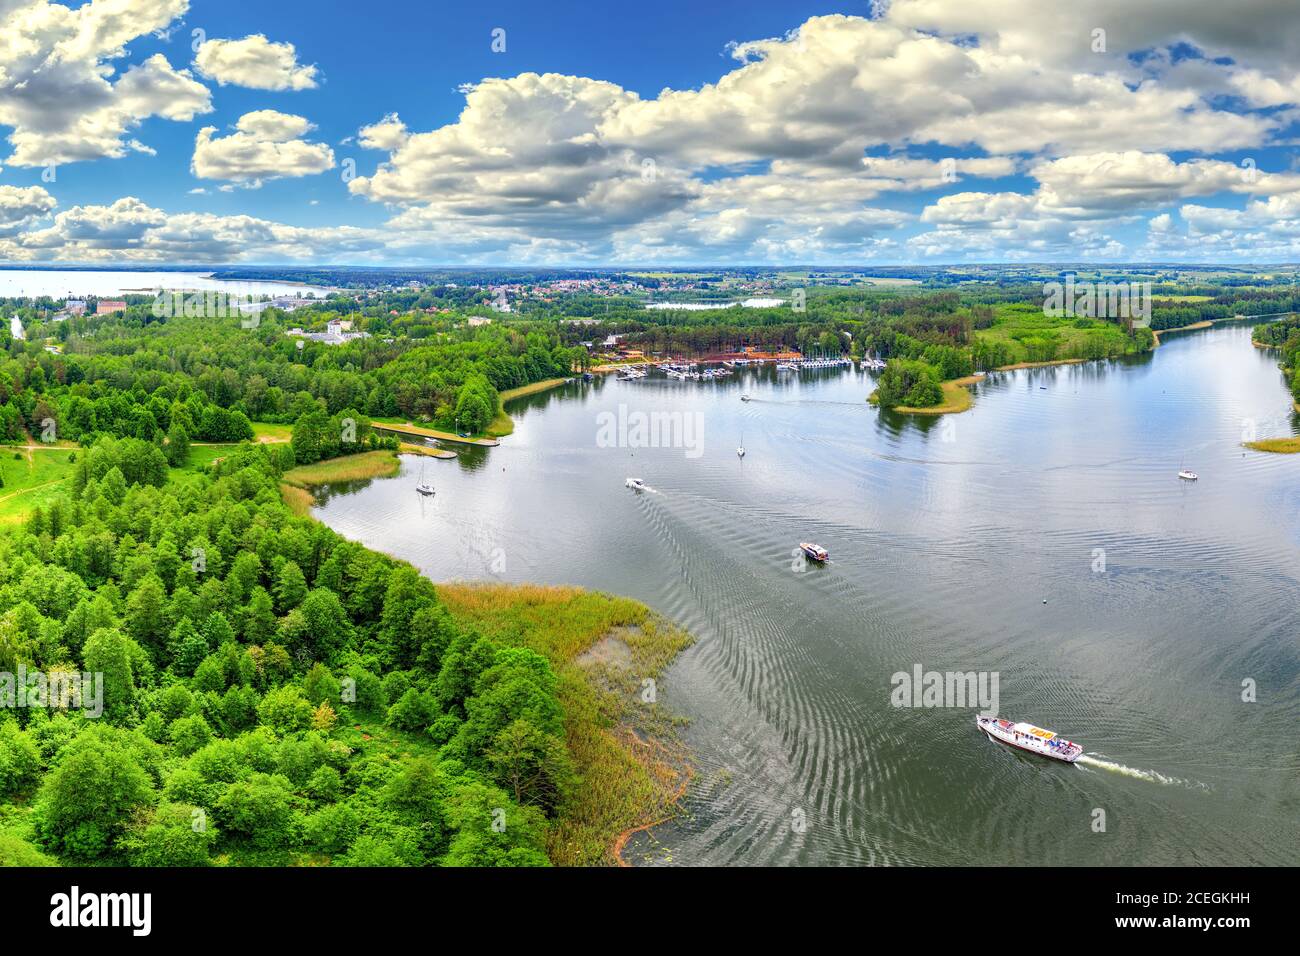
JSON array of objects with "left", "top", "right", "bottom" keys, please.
[
  {"left": 309, "top": 323, "right": 1300, "bottom": 866},
  {"left": 646, "top": 298, "right": 785, "bottom": 310},
  {"left": 0, "top": 269, "right": 331, "bottom": 299}
]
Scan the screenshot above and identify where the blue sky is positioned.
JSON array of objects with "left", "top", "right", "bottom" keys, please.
[{"left": 2, "top": 0, "right": 1300, "bottom": 265}]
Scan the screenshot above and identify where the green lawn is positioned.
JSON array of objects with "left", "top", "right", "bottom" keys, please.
[
  {"left": 0, "top": 447, "right": 79, "bottom": 525},
  {"left": 181, "top": 444, "right": 235, "bottom": 471},
  {"left": 252, "top": 421, "right": 293, "bottom": 441},
  {"left": 172, "top": 422, "right": 292, "bottom": 477}
]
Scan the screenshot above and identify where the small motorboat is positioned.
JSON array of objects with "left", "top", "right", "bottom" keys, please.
[
  {"left": 741, "top": 395, "right": 752, "bottom": 402},
  {"left": 625, "top": 477, "right": 647, "bottom": 492},
  {"left": 799, "top": 542, "right": 829, "bottom": 562},
  {"left": 976, "top": 715, "right": 1081, "bottom": 763},
  {"left": 1178, "top": 469, "right": 1198, "bottom": 481}
]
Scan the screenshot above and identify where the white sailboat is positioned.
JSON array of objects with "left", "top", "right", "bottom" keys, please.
[
  {"left": 1178, "top": 457, "right": 1198, "bottom": 481},
  {"left": 737, "top": 432, "right": 746, "bottom": 458},
  {"left": 415, "top": 459, "right": 435, "bottom": 496}
]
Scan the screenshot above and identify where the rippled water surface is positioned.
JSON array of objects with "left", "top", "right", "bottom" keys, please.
[{"left": 314, "top": 325, "right": 1300, "bottom": 866}]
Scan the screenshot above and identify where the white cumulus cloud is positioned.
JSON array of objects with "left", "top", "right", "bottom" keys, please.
[
  {"left": 0, "top": 1, "right": 211, "bottom": 166},
  {"left": 194, "top": 34, "right": 319, "bottom": 90},
  {"left": 192, "top": 110, "right": 335, "bottom": 185}
]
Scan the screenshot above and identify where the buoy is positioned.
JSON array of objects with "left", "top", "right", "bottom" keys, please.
[{"left": 1042, "top": 599, "right": 1048, "bottom": 604}]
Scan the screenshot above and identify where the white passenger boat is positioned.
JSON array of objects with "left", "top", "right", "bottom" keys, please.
[{"left": 976, "top": 715, "right": 1082, "bottom": 763}]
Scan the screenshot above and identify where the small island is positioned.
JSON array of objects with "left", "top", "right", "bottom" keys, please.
[{"left": 867, "top": 305, "right": 1153, "bottom": 414}]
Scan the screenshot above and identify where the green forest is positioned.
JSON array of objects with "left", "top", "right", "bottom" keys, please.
[
  {"left": 0, "top": 442, "right": 575, "bottom": 865},
  {"left": 0, "top": 305, "right": 584, "bottom": 447},
  {"left": 0, "top": 437, "right": 690, "bottom": 867}
]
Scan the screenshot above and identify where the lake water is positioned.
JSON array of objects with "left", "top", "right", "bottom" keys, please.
[
  {"left": 0, "top": 269, "right": 329, "bottom": 299},
  {"left": 312, "top": 324, "right": 1300, "bottom": 866}
]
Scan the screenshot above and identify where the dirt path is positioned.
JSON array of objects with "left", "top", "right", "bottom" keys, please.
[{"left": 0, "top": 477, "right": 66, "bottom": 505}]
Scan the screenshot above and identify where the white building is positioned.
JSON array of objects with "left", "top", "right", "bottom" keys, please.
[{"left": 286, "top": 325, "right": 368, "bottom": 346}]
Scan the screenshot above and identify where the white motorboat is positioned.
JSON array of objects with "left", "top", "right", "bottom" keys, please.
[
  {"left": 976, "top": 715, "right": 1082, "bottom": 763},
  {"left": 1178, "top": 469, "right": 1198, "bottom": 481},
  {"left": 799, "top": 541, "right": 829, "bottom": 562},
  {"left": 625, "top": 477, "right": 647, "bottom": 492}
]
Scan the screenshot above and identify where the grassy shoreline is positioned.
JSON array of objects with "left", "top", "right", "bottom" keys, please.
[
  {"left": 499, "top": 377, "right": 571, "bottom": 403},
  {"left": 1152, "top": 320, "right": 1214, "bottom": 345},
  {"left": 399, "top": 441, "right": 456, "bottom": 459},
  {"left": 1244, "top": 436, "right": 1300, "bottom": 453},
  {"left": 437, "top": 582, "right": 693, "bottom": 866},
  {"left": 279, "top": 449, "right": 405, "bottom": 513}
]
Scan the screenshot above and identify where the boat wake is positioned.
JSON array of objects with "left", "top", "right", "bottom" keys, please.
[{"left": 1076, "top": 754, "right": 1206, "bottom": 789}]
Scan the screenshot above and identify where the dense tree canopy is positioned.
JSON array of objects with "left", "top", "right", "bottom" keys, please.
[{"left": 0, "top": 441, "right": 572, "bottom": 866}]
